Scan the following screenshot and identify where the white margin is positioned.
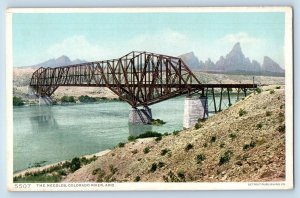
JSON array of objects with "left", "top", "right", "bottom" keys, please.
[{"left": 6, "top": 6, "right": 294, "bottom": 191}]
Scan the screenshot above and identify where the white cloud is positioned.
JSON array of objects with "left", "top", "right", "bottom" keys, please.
[
  {"left": 45, "top": 35, "right": 107, "bottom": 62},
  {"left": 126, "top": 29, "right": 194, "bottom": 56},
  {"left": 218, "top": 32, "right": 263, "bottom": 45}
]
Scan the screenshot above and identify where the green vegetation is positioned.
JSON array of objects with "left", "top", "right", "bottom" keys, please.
[
  {"left": 229, "top": 133, "right": 237, "bottom": 140},
  {"left": 269, "top": 90, "right": 275, "bottom": 94},
  {"left": 256, "top": 123, "right": 263, "bottom": 129},
  {"left": 109, "top": 164, "right": 118, "bottom": 174},
  {"left": 195, "top": 123, "right": 202, "bottom": 129},
  {"left": 185, "top": 143, "right": 193, "bottom": 152},
  {"left": 155, "top": 136, "right": 162, "bottom": 142},
  {"left": 151, "top": 119, "right": 166, "bottom": 126},
  {"left": 13, "top": 96, "right": 24, "bottom": 106},
  {"left": 158, "top": 161, "right": 165, "bottom": 168},
  {"left": 266, "top": 111, "right": 272, "bottom": 116},
  {"left": 14, "top": 156, "right": 98, "bottom": 183},
  {"left": 78, "top": 95, "right": 97, "bottom": 103},
  {"left": 128, "top": 136, "right": 136, "bottom": 142},
  {"left": 70, "top": 157, "right": 81, "bottom": 172},
  {"left": 210, "top": 135, "right": 216, "bottom": 143},
  {"left": 61, "top": 95, "right": 76, "bottom": 103},
  {"left": 177, "top": 170, "right": 185, "bottom": 180},
  {"left": 118, "top": 142, "right": 125, "bottom": 148},
  {"left": 134, "top": 176, "right": 141, "bottom": 182},
  {"left": 163, "top": 171, "right": 185, "bottom": 182},
  {"left": 144, "top": 147, "right": 150, "bottom": 154},
  {"left": 219, "top": 150, "right": 233, "bottom": 165},
  {"left": 195, "top": 153, "right": 206, "bottom": 164},
  {"left": 150, "top": 163, "right": 157, "bottom": 172},
  {"left": 135, "top": 131, "right": 162, "bottom": 139},
  {"left": 172, "top": 130, "right": 180, "bottom": 135},
  {"left": 161, "top": 148, "right": 171, "bottom": 156},
  {"left": 255, "top": 88, "right": 262, "bottom": 94},
  {"left": 278, "top": 124, "right": 285, "bottom": 133},
  {"left": 219, "top": 142, "right": 225, "bottom": 148},
  {"left": 239, "top": 108, "right": 247, "bottom": 117},
  {"left": 243, "top": 140, "right": 256, "bottom": 151}
]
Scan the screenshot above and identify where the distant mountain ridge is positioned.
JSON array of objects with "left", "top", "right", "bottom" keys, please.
[
  {"left": 179, "top": 42, "right": 285, "bottom": 76},
  {"left": 31, "top": 55, "right": 87, "bottom": 68}
]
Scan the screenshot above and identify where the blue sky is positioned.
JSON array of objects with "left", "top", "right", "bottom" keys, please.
[{"left": 12, "top": 12, "right": 285, "bottom": 67}]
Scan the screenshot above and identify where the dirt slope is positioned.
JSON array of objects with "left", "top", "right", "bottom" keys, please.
[{"left": 63, "top": 85, "right": 285, "bottom": 183}]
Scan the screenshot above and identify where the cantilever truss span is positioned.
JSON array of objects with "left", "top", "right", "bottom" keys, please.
[{"left": 30, "top": 51, "right": 257, "bottom": 107}]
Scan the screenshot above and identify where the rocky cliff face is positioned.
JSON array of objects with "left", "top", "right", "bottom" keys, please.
[
  {"left": 178, "top": 52, "right": 203, "bottom": 70},
  {"left": 178, "top": 42, "right": 284, "bottom": 75},
  {"left": 262, "top": 56, "right": 285, "bottom": 73}
]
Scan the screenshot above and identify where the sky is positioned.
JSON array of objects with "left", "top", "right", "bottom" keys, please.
[{"left": 12, "top": 12, "right": 285, "bottom": 67}]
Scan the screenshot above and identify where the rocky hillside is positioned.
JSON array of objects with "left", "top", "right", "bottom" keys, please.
[{"left": 63, "top": 85, "right": 285, "bottom": 182}]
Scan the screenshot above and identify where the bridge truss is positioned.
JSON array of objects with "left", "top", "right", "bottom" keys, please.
[{"left": 30, "top": 51, "right": 257, "bottom": 108}]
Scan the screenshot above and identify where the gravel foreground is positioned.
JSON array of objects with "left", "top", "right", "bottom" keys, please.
[{"left": 63, "top": 85, "right": 286, "bottom": 183}]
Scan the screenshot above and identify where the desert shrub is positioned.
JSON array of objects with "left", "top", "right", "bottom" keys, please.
[
  {"left": 136, "top": 131, "right": 162, "bottom": 139},
  {"left": 163, "top": 171, "right": 185, "bottom": 182},
  {"left": 150, "top": 163, "right": 157, "bottom": 172},
  {"left": 256, "top": 123, "right": 263, "bottom": 129},
  {"left": 134, "top": 176, "right": 141, "bottom": 182},
  {"left": 70, "top": 157, "right": 81, "bottom": 172},
  {"left": 239, "top": 109, "right": 247, "bottom": 117},
  {"left": 78, "top": 95, "right": 97, "bottom": 103},
  {"left": 229, "top": 133, "right": 237, "bottom": 140},
  {"left": 255, "top": 88, "right": 262, "bottom": 94},
  {"left": 280, "top": 104, "right": 284, "bottom": 109},
  {"left": 269, "top": 90, "right": 275, "bottom": 94},
  {"left": 92, "top": 168, "right": 102, "bottom": 175},
  {"left": 144, "top": 147, "right": 150, "bottom": 154},
  {"left": 151, "top": 119, "right": 166, "bottom": 126},
  {"left": 155, "top": 136, "right": 162, "bottom": 142},
  {"left": 158, "top": 161, "right": 165, "bottom": 168},
  {"left": 109, "top": 164, "right": 118, "bottom": 174},
  {"left": 278, "top": 124, "right": 285, "bottom": 133},
  {"left": 219, "top": 142, "right": 225, "bottom": 148},
  {"left": 210, "top": 136, "right": 216, "bottom": 143},
  {"left": 131, "top": 149, "right": 138, "bottom": 154},
  {"left": 118, "top": 142, "right": 125, "bottom": 147},
  {"left": 177, "top": 170, "right": 185, "bottom": 180},
  {"left": 203, "top": 143, "right": 208, "bottom": 147},
  {"left": 61, "top": 96, "right": 76, "bottom": 103},
  {"left": 128, "top": 136, "right": 136, "bottom": 141},
  {"left": 195, "top": 123, "right": 202, "bottom": 129},
  {"left": 185, "top": 143, "right": 194, "bottom": 152},
  {"left": 13, "top": 96, "right": 24, "bottom": 106},
  {"left": 243, "top": 140, "right": 256, "bottom": 151},
  {"left": 219, "top": 150, "right": 233, "bottom": 165},
  {"left": 276, "top": 86, "right": 281, "bottom": 89},
  {"left": 195, "top": 154, "right": 206, "bottom": 164},
  {"left": 163, "top": 132, "right": 169, "bottom": 136},
  {"left": 161, "top": 148, "right": 170, "bottom": 156},
  {"left": 173, "top": 130, "right": 180, "bottom": 135},
  {"left": 266, "top": 111, "right": 272, "bottom": 116}
]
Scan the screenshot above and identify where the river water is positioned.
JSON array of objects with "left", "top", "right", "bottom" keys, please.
[{"left": 13, "top": 95, "right": 241, "bottom": 172}]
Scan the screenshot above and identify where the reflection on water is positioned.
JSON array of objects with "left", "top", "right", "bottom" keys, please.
[
  {"left": 30, "top": 107, "right": 59, "bottom": 133},
  {"left": 128, "top": 124, "right": 153, "bottom": 137}
]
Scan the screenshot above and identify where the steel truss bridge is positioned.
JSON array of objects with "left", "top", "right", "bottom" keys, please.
[{"left": 30, "top": 51, "right": 257, "bottom": 112}]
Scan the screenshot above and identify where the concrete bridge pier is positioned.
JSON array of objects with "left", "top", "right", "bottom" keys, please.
[
  {"left": 39, "top": 96, "right": 53, "bottom": 105},
  {"left": 183, "top": 96, "right": 208, "bottom": 129},
  {"left": 128, "top": 106, "right": 152, "bottom": 124}
]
